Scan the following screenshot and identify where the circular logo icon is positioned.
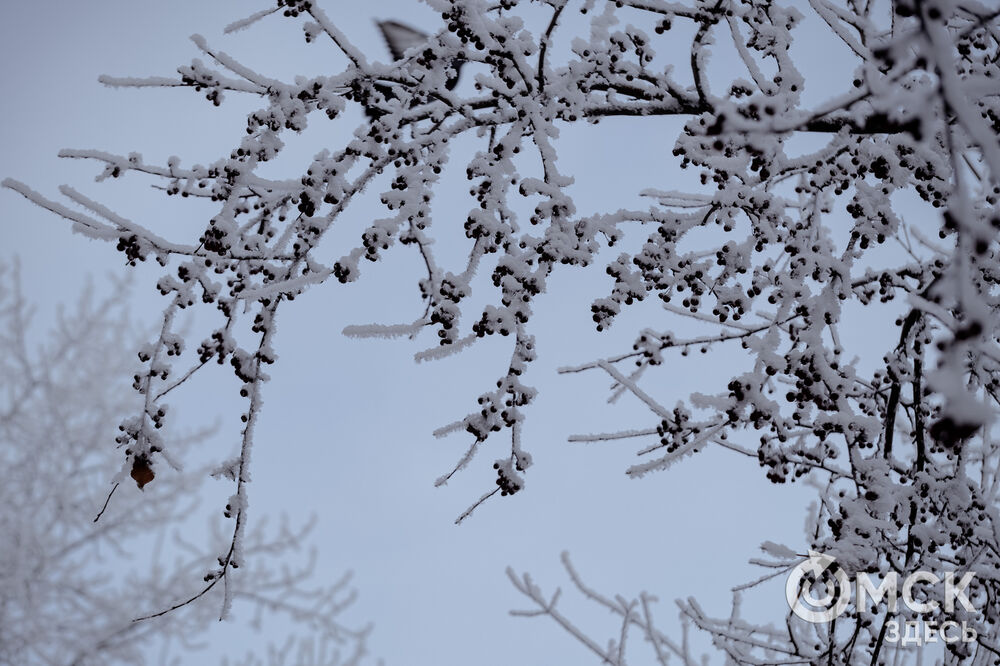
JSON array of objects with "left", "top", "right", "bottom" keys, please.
[{"left": 785, "top": 551, "right": 851, "bottom": 623}]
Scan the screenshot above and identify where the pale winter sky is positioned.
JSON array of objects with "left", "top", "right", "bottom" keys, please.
[{"left": 1, "top": 2, "right": 871, "bottom": 664}]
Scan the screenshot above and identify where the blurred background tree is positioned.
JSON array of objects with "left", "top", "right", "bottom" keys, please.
[{"left": 0, "top": 266, "right": 370, "bottom": 665}]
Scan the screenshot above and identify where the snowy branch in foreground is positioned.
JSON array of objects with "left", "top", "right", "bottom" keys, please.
[{"left": 5, "top": 0, "right": 1000, "bottom": 659}]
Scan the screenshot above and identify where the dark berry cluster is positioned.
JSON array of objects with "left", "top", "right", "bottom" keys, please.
[
  {"left": 492, "top": 458, "right": 523, "bottom": 497},
  {"left": 116, "top": 235, "right": 146, "bottom": 266},
  {"left": 277, "top": 0, "right": 311, "bottom": 18}
]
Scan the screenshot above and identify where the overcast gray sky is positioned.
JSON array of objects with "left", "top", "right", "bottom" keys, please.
[{"left": 0, "top": 2, "right": 848, "bottom": 664}]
